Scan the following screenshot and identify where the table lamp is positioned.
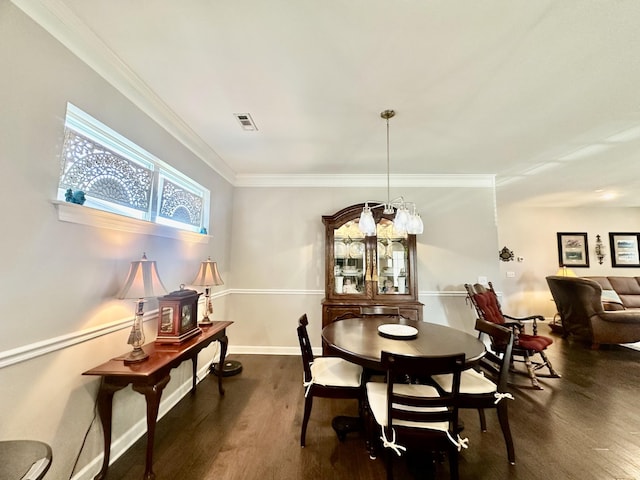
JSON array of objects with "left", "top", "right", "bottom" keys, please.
[
  {"left": 190, "top": 258, "right": 241, "bottom": 376},
  {"left": 191, "top": 257, "right": 224, "bottom": 326},
  {"left": 117, "top": 253, "right": 168, "bottom": 364},
  {"left": 555, "top": 266, "right": 577, "bottom": 277}
]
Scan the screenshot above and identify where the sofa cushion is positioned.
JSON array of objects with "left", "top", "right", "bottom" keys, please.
[
  {"left": 601, "top": 289, "right": 624, "bottom": 306},
  {"left": 607, "top": 277, "right": 640, "bottom": 308},
  {"left": 585, "top": 276, "right": 614, "bottom": 290}
]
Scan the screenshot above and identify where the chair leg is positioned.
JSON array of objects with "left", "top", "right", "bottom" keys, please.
[
  {"left": 523, "top": 353, "right": 542, "bottom": 390},
  {"left": 477, "top": 408, "right": 487, "bottom": 432},
  {"left": 448, "top": 447, "right": 459, "bottom": 480},
  {"left": 301, "top": 395, "right": 313, "bottom": 447},
  {"left": 539, "top": 351, "right": 561, "bottom": 378},
  {"left": 496, "top": 401, "right": 515, "bottom": 465},
  {"left": 385, "top": 445, "right": 394, "bottom": 480},
  {"left": 363, "top": 402, "right": 377, "bottom": 459}
]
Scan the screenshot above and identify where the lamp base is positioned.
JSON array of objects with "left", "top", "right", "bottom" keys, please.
[
  {"left": 123, "top": 347, "right": 149, "bottom": 365},
  {"left": 198, "top": 316, "right": 213, "bottom": 326},
  {"left": 210, "top": 359, "right": 243, "bottom": 377}
]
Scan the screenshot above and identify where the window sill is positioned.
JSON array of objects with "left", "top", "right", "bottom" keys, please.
[{"left": 53, "top": 201, "right": 210, "bottom": 244}]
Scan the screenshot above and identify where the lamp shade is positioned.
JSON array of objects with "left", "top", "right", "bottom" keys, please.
[
  {"left": 191, "top": 257, "right": 224, "bottom": 286},
  {"left": 117, "top": 253, "right": 168, "bottom": 299},
  {"left": 555, "top": 266, "right": 577, "bottom": 277}
]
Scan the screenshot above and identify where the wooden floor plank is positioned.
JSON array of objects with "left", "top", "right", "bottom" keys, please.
[{"left": 103, "top": 330, "right": 640, "bottom": 479}]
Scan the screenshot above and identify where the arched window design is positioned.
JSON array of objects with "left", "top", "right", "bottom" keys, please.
[{"left": 58, "top": 103, "right": 209, "bottom": 233}]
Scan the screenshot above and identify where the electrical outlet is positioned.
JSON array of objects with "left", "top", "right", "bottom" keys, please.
[
  {"left": 478, "top": 276, "right": 488, "bottom": 285},
  {"left": 506, "top": 271, "right": 515, "bottom": 278}
]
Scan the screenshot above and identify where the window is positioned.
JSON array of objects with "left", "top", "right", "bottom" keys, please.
[{"left": 58, "top": 103, "right": 209, "bottom": 233}]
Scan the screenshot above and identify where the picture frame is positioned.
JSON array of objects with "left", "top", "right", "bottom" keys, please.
[
  {"left": 557, "top": 232, "right": 589, "bottom": 267},
  {"left": 609, "top": 232, "right": 640, "bottom": 267}
]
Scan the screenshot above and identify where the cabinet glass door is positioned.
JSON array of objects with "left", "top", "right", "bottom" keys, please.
[
  {"left": 375, "top": 219, "right": 408, "bottom": 295},
  {"left": 333, "top": 220, "right": 367, "bottom": 295}
]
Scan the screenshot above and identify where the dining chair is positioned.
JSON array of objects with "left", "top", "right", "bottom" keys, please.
[
  {"left": 296, "top": 313, "right": 364, "bottom": 447},
  {"left": 365, "top": 351, "right": 467, "bottom": 480},
  {"left": 465, "top": 282, "right": 560, "bottom": 389},
  {"left": 432, "top": 319, "right": 516, "bottom": 464}
]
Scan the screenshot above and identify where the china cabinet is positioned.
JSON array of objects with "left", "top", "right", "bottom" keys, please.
[{"left": 322, "top": 203, "right": 423, "bottom": 330}]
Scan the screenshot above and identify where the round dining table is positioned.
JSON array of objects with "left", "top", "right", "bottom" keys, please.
[{"left": 321, "top": 317, "right": 486, "bottom": 371}]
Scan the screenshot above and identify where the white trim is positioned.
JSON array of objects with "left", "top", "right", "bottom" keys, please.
[
  {"left": 71, "top": 361, "right": 215, "bottom": 480},
  {"left": 234, "top": 174, "right": 495, "bottom": 188},
  {"left": 230, "top": 288, "right": 325, "bottom": 296},
  {"left": 11, "top": 0, "right": 237, "bottom": 185},
  {"left": 0, "top": 288, "right": 471, "bottom": 368},
  {"left": 231, "top": 345, "right": 301, "bottom": 356},
  {"left": 0, "top": 310, "right": 156, "bottom": 368},
  {"left": 65, "top": 103, "right": 156, "bottom": 170},
  {"left": 11, "top": 1, "right": 497, "bottom": 192},
  {"left": 53, "top": 200, "right": 210, "bottom": 244},
  {"left": 228, "top": 288, "right": 469, "bottom": 297}
]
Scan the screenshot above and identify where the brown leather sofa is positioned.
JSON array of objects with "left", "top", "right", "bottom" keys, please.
[
  {"left": 583, "top": 276, "right": 640, "bottom": 310},
  {"left": 546, "top": 276, "right": 640, "bottom": 348}
]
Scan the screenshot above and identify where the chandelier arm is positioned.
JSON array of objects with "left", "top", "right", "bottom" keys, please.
[{"left": 363, "top": 201, "right": 388, "bottom": 210}]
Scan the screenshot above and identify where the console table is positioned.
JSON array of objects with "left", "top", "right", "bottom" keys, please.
[{"left": 83, "top": 321, "right": 232, "bottom": 480}]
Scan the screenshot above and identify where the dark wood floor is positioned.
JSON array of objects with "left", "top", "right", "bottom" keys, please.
[{"left": 104, "top": 329, "right": 640, "bottom": 480}]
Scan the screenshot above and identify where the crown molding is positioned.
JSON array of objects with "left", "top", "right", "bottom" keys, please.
[
  {"left": 12, "top": 0, "right": 236, "bottom": 184},
  {"left": 234, "top": 173, "right": 495, "bottom": 188},
  {"left": 12, "top": 1, "right": 496, "bottom": 192}
]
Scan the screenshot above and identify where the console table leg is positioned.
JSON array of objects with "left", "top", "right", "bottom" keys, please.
[
  {"left": 94, "top": 380, "right": 126, "bottom": 480},
  {"left": 217, "top": 335, "right": 228, "bottom": 395},
  {"left": 133, "top": 375, "right": 171, "bottom": 480}
]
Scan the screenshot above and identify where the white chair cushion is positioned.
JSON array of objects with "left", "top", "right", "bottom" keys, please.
[
  {"left": 310, "top": 356, "right": 362, "bottom": 388},
  {"left": 365, "top": 382, "right": 449, "bottom": 433},
  {"left": 432, "top": 369, "right": 497, "bottom": 394}
]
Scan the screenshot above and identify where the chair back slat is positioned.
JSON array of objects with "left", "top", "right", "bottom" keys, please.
[
  {"left": 474, "top": 319, "right": 514, "bottom": 392},
  {"left": 382, "top": 351, "right": 464, "bottom": 431},
  {"left": 296, "top": 314, "right": 314, "bottom": 382}
]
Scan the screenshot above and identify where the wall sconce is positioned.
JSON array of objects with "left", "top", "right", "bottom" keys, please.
[
  {"left": 499, "top": 246, "right": 515, "bottom": 262},
  {"left": 595, "top": 234, "right": 606, "bottom": 265}
]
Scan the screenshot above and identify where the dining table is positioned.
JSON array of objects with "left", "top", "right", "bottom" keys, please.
[
  {"left": 321, "top": 316, "right": 486, "bottom": 441},
  {"left": 321, "top": 316, "right": 486, "bottom": 371}
]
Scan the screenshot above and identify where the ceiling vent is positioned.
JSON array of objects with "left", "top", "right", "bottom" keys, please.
[{"left": 234, "top": 113, "right": 258, "bottom": 131}]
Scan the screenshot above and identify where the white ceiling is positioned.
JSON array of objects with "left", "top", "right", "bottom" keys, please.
[{"left": 16, "top": 0, "right": 640, "bottom": 207}]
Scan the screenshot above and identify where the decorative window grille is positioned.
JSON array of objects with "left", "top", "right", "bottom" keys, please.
[{"left": 57, "top": 103, "right": 209, "bottom": 233}]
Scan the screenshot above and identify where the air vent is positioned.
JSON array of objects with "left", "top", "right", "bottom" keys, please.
[{"left": 234, "top": 113, "right": 258, "bottom": 131}]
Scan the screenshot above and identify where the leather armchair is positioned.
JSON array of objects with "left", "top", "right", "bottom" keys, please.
[{"left": 546, "top": 276, "right": 640, "bottom": 348}]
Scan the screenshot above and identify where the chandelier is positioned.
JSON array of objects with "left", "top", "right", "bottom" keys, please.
[{"left": 358, "top": 109, "right": 423, "bottom": 236}]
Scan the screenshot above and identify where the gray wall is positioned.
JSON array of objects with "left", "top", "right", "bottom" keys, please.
[
  {"left": 229, "top": 186, "right": 499, "bottom": 350},
  {"left": 1, "top": 4, "right": 232, "bottom": 478}
]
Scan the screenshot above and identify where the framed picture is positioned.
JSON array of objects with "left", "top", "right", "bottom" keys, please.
[
  {"left": 609, "top": 232, "right": 640, "bottom": 267},
  {"left": 557, "top": 232, "right": 589, "bottom": 267}
]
